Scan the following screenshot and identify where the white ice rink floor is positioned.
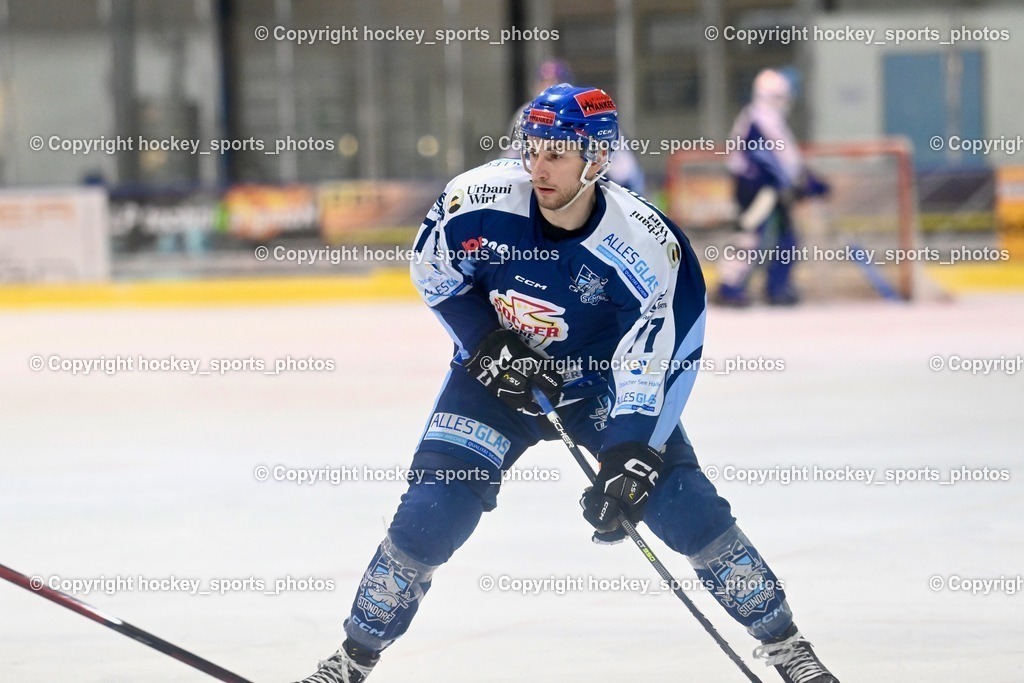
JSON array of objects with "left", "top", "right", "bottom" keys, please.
[{"left": 1, "top": 295, "right": 1022, "bottom": 682}]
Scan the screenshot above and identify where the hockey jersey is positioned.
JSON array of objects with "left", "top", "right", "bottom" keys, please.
[
  {"left": 726, "top": 101, "right": 803, "bottom": 193},
  {"left": 410, "top": 158, "right": 706, "bottom": 451}
]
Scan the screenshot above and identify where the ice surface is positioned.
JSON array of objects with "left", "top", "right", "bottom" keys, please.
[{"left": 1, "top": 296, "right": 1022, "bottom": 682}]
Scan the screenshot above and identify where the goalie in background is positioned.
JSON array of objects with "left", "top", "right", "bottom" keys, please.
[{"left": 715, "top": 69, "right": 829, "bottom": 307}]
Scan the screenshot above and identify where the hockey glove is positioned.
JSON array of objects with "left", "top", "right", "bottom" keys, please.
[
  {"left": 581, "top": 442, "right": 663, "bottom": 542},
  {"left": 466, "top": 329, "right": 563, "bottom": 412}
]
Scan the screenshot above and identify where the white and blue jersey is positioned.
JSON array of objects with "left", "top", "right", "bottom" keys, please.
[
  {"left": 726, "top": 102, "right": 802, "bottom": 207},
  {"left": 343, "top": 161, "right": 798, "bottom": 653},
  {"left": 726, "top": 102, "right": 827, "bottom": 209},
  {"left": 411, "top": 159, "right": 706, "bottom": 455}
]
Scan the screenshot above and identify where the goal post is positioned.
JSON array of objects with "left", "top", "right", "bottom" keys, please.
[{"left": 665, "top": 138, "right": 921, "bottom": 301}]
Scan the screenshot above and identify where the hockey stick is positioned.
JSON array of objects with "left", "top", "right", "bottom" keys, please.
[
  {"left": 531, "top": 390, "right": 765, "bottom": 683},
  {"left": 0, "top": 563, "right": 253, "bottom": 683}
]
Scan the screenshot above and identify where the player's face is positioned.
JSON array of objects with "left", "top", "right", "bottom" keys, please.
[{"left": 525, "top": 138, "right": 587, "bottom": 211}]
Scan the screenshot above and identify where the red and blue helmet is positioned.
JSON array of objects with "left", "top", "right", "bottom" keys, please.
[{"left": 515, "top": 83, "right": 619, "bottom": 164}]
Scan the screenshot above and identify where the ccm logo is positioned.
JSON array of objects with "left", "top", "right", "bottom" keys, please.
[
  {"left": 625, "top": 458, "right": 658, "bottom": 484},
  {"left": 514, "top": 275, "right": 547, "bottom": 290}
]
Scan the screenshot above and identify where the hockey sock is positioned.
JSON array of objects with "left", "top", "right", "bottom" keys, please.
[
  {"left": 687, "top": 524, "right": 793, "bottom": 642},
  {"left": 344, "top": 534, "right": 439, "bottom": 652}
]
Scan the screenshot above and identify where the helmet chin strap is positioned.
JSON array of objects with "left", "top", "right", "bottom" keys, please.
[
  {"left": 519, "top": 139, "right": 611, "bottom": 214},
  {"left": 554, "top": 158, "right": 610, "bottom": 213}
]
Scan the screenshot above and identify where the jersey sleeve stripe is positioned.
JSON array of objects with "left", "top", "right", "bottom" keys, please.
[{"left": 649, "top": 305, "right": 706, "bottom": 447}]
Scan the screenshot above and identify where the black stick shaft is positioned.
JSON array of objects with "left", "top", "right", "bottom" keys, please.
[
  {"left": 532, "top": 391, "right": 764, "bottom": 683},
  {"left": 0, "top": 563, "right": 253, "bottom": 683}
]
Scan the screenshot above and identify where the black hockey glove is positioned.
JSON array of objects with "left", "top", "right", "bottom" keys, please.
[
  {"left": 581, "top": 442, "right": 663, "bottom": 543},
  {"left": 466, "top": 330, "right": 563, "bottom": 412}
]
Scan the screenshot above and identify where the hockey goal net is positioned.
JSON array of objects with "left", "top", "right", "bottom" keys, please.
[{"left": 666, "top": 139, "right": 921, "bottom": 301}]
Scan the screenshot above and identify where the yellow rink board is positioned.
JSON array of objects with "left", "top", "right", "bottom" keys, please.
[
  {"left": 923, "top": 263, "right": 1024, "bottom": 292},
  {"left": 0, "top": 264, "right": 1022, "bottom": 309},
  {"left": 0, "top": 270, "right": 417, "bottom": 309}
]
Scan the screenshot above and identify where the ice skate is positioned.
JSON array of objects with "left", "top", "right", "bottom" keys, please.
[
  {"left": 754, "top": 625, "right": 839, "bottom": 683},
  {"left": 293, "top": 640, "right": 379, "bottom": 683}
]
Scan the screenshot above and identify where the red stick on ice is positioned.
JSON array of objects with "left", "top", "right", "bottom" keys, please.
[{"left": 0, "top": 563, "right": 253, "bottom": 683}]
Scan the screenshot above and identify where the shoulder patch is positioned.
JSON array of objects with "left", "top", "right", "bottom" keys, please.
[
  {"left": 448, "top": 189, "right": 465, "bottom": 214},
  {"left": 667, "top": 242, "right": 681, "bottom": 268}
]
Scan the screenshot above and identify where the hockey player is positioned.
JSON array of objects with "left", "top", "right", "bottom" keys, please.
[
  {"left": 716, "top": 69, "right": 829, "bottom": 306},
  {"left": 295, "top": 84, "right": 839, "bottom": 683}
]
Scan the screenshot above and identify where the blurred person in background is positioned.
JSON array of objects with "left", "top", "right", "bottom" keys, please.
[
  {"left": 501, "top": 58, "right": 645, "bottom": 194},
  {"left": 715, "top": 69, "right": 829, "bottom": 307}
]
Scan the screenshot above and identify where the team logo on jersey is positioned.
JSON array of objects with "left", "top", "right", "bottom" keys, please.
[
  {"left": 589, "top": 395, "right": 612, "bottom": 432},
  {"left": 489, "top": 289, "right": 568, "bottom": 350},
  {"left": 448, "top": 189, "right": 465, "bottom": 214},
  {"left": 707, "top": 541, "right": 777, "bottom": 618},
  {"left": 569, "top": 264, "right": 609, "bottom": 305}
]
